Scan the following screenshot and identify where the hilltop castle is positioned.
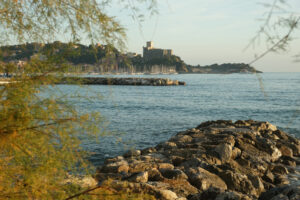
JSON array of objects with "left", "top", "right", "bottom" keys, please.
[{"left": 143, "top": 41, "right": 173, "bottom": 60}]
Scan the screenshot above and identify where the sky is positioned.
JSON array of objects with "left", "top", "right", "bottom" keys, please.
[{"left": 107, "top": 0, "right": 300, "bottom": 72}]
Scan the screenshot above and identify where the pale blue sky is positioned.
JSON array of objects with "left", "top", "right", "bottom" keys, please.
[{"left": 109, "top": 0, "right": 300, "bottom": 72}]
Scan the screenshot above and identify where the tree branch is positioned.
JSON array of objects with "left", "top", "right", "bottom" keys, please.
[
  {"left": 248, "top": 17, "right": 300, "bottom": 65},
  {"left": 65, "top": 185, "right": 116, "bottom": 200},
  {"left": 0, "top": 118, "right": 77, "bottom": 135}
]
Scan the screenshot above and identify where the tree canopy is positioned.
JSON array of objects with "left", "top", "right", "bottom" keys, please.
[{"left": 0, "top": 0, "right": 157, "bottom": 199}]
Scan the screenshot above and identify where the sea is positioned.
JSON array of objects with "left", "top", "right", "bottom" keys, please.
[{"left": 57, "top": 73, "right": 300, "bottom": 166}]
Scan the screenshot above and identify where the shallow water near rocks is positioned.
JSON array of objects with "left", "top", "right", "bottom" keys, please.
[{"left": 56, "top": 73, "right": 300, "bottom": 166}]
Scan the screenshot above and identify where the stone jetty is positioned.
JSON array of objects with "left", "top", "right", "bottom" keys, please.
[
  {"left": 59, "top": 77, "right": 186, "bottom": 86},
  {"left": 95, "top": 120, "right": 300, "bottom": 200}
]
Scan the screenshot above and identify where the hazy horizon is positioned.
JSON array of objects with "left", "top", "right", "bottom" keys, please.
[
  {"left": 3, "top": 1, "right": 300, "bottom": 72},
  {"left": 107, "top": 0, "right": 300, "bottom": 72}
]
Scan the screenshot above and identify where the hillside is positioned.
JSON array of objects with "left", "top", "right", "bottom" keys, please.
[
  {"left": 0, "top": 42, "right": 261, "bottom": 74},
  {"left": 187, "top": 63, "right": 262, "bottom": 74}
]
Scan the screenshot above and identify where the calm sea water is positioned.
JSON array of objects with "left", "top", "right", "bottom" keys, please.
[{"left": 57, "top": 73, "right": 300, "bottom": 165}]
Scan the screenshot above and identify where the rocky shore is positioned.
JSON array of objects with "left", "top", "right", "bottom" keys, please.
[
  {"left": 59, "top": 77, "right": 186, "bottom": 86},
  {"left": 95, "top": 120, "right": 300, "bottom": 200}
]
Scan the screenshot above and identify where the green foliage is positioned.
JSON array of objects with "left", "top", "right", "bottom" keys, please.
[
  {"left": 0, "top": 0, "right": 127, "bottom": 47},
  {"left": 0, "top": 42, "right": 108, "bottom": 64},
  {"left": 1, "top": 42, "right": 186, "bottom": 73},
  {"left": 0, "top": 0, "right": 157, "bottom": 199},
  {"left": 0, "top": 58, "right": 102, "bottom": 199},
  {"left": 143, "top": 55, "right": 183, "bottom": 66},
  {"left": 63, "top": 180, "right": 157, "bottom": 200}
]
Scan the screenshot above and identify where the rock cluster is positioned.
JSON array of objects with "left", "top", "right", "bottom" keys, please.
[
  {"left": 60, "top": 77, "right": 186, "bottom": 86},
  {"left": 96, "top": 120, "right": 300, "bottom": 200}
]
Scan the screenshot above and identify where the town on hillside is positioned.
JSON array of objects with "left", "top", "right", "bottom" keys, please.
[{"left": 0, "top": 41, "right": 261, "bottom": 76}]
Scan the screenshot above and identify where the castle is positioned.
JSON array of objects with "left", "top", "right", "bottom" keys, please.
[{"left": 143, "top": 41, "right": 173, "bottom": 60}]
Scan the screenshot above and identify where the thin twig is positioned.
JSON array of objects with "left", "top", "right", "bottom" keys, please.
[
  {"left": 64, "top": 185, "right": 116, "bottom": 200},
  {"left": 243, "top": 0, "right": 279, "bottom": 52},
  {"left": 0, "top": 118, "right": 76, "bottom": 135},
  {"left": 248, "top": 17, "right": 299, "bottom": 65}
]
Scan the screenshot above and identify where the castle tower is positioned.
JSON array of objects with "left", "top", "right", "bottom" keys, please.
[
  {"left": 143, "top": 41, "right": 173, "bottom": 60},
  {"left": 146, "top": 41, "right": 153, "bottom": 49}
]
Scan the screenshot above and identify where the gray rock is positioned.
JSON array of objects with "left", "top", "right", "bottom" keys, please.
[
  {"left": 180, "top": 157, "right": 203, "bottom": 169},
  {"left": 216, "top": 191, "right": 252, "bottom": 200},
  {"left": 158, "top": 163, "right": 174, "bottom": 170},
  {"left": 272, "top": 165, "right": 289, "bottom": 175},
  {"left": 148, "top": 168, "right": 164, "bottom": 181},
  {"left": 141, "top": 155, "right": 153, "bottom": 162},
  {"left": 190, "top": 187, "right": 252, "bottom": 200},
  {"left": 262, "top": 170, "right": 275, "bottom": 183},
  {"left": 104, "top": 156, "right": 124, "bottom": 164},
  {"left": 170, "top": 135, "right": 193, "bottom": 143},
  {"left": 278, "top": 156, "right": 297, "bottom": 167},
  {"left": 100, "top": 160, "right": 129, "bottom": 173},
  {"left": 248, "top": 174, "right": 265, "bottom": 194},
  {"left": 157, "top": 189, "right": 178, "bottom": 200},
  {"left": 127, "top": 171, "right": 148, "bottom": 183},
  {"left": 189, "top": 187, "right": 225, "bottom": 200},
  {"left": 255, "top": 138, "right": 282, "bottom": 162},
  {"left": 141, "top": 147, "right": 156, "bottom": 155},
  {"left": 123, "top": 149, "right": 141, "bottom": 158},
  {"left": 171, "top": 156, "right": 185, "bottom": 166},
  {"left": 278, "top": 145, "right": 293, "bottom": 157},
  {"left": 273, "top": 130, "right": 289, "bottom": 140},
  {"left": 186, "top": 167, "right": 227, "bottom": 191},
  {"left": 219, "top": 170, "right": 257, "bottom": 197},
  {"left": 215, "top": 143, "right": 232, "bottom": 162},
  {"left": 160, "top": 142, "right": 177, "bottom": 149},
  {"left": 231, "top": 147, "right": 242, "bottom": 159},
  {"left": 160, "top": 168, "right": 188, "bottom": 180},
  {"left": 270, "top": 194, "right": 289, "bottom": 200},
  {"left": 288, "top": 142, "right": 300, "bottom": 156},
  {"left": 274, "top": 174, "right": 290, "bottom": 185},
  {"left": 266, "top": 122, "right": 277, "bottom": 132},
  {"left": 96, "top": 120, "right": 300, "bottom": 200},
  {"left": 259, "top": 185, "right": 300, "bottom": 200},
  {"left": 128, "top": 160, "right": 156, "bottom": 173},
  {"left": 270, "top": 147, "right": 282, "bottom": 162}
]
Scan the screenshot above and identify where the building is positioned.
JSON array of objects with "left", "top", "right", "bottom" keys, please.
[
  {"left": 143, "top": 41, "right": 173, "bottom": 60},
  {"left": 126, "top": 52, "right": 141, "bottom": 58}
]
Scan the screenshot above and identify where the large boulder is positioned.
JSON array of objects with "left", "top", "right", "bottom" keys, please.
[
  {"left": 124, "top": 149, "right": 141, "bottom": 158},
  {"left": 157, "top": 189, "right": 178, "bottom": 200},
  {"left": 99, "top": 160, "right": 129, "bottom": 173},
  {"left": 186, "top": 167, "right": 227, "bottom": 191},
  {"left": 160, "top": 168, "right": 188, "bottom": 180},
  {"left": 218, "top": 170, "right": 258, "bottom": 197},
  {"left": 127, "top": 171, "right": 148, "bottom": 183},
  {"left": 214, "top": 143, "right": 232, "bottom": 162}
]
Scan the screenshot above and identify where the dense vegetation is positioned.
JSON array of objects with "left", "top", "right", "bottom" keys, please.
[
  {"left": 1, "top": 42, "right": 259, "bottom": 74},
  {"left": 186, "top": 63, "right": 262, "bottom": 73},
  {"left": 0, "top": 0, "right": 157, "bottom": 199},
  {"left": 0, "top": 42, "right": 109, "bottom": 64}
]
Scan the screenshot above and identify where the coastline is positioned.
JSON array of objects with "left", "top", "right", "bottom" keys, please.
[
  {"left": 94, "top": 120, "right": 300, "bottom": 199},
  {"left": 58, "top": 77, "right": 186, "bottom": 86}
]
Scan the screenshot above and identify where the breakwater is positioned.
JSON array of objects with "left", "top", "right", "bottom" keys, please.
[
  {"left": 95, "top": 120, "right": 300, "bottom": 199},
  {"left": 59, "top": 77, "right": 186, "bottom": 86}
]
